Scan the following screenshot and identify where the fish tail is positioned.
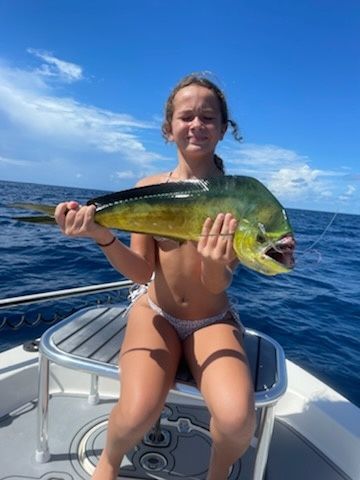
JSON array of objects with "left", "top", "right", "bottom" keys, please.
[
  {"left": 10, "top": 203, "right": 56, "bottom": 225},
  {"left": 12, "top": 215, "right": 56, "bottom": 224}
]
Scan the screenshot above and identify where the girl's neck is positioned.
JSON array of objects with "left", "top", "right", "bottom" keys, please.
[{"left": 172, "top": 154, "right": 222, "bottom": 180}]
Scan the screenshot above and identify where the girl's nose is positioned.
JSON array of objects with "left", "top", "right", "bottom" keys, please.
[{"left": 190, "top": 116, "right": 204, "bottom": 128}]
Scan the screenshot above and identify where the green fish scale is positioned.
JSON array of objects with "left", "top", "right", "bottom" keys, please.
[{"left": 95, "top": 189, "right": 239, "bottom": 241}]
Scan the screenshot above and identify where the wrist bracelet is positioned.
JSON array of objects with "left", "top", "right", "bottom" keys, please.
[{"left": 96, "top": 236, "right": 116, "bottom": 247}]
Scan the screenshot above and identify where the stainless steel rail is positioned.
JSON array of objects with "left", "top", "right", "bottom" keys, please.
[{"left": 0, "top": 280, "right": 134, "bottom": 309}]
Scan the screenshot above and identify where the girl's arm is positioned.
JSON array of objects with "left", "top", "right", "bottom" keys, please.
[
  {"left": 54, "top": 201, "right": 155, "bottom": 284},
  {"left": 98, "top": 232, "right": 155, "bottom": 284}
]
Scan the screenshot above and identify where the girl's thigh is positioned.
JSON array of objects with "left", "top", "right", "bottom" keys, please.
[
  {"left": 183, "top": 322, "right": 254, "bottom": 414},
  {"left": 119, "top": 297, "right": 182, "bottom": 407}
]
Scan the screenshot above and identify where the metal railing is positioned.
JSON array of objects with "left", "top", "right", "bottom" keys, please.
[{"left": 0, "top": 280, "right": 134, "bottom": 309}]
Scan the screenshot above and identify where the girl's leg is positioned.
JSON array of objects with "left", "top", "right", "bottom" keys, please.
[
  {"left": 184, "top": 321, "right": 255, "bottom": 480},
  {"left": 93, "top": 297, "right": 182, "bottom": 480}
]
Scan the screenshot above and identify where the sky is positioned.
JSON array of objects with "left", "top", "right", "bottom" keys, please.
[{"left": 0, "top": 0, "right": 359, "bottom": 214}]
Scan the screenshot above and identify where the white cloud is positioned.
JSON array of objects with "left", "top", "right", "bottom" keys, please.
[
  {"left": 339, "top": 184, "right": 356, "bottom": 201},
  {"left": 27, "top": 48, "right": 83, "bottom": 83},
  {"left": 227, "top": 143, "right": 308, "bottom": 166},
  {"left": 220, "top": 142, "right": 352, "bottom": 206},
  {"left": 0, "top": 52, "right": 165, "bottom": 179},
  {"left": 0, "top": 155, "right": 33, "bottom": 167},
  {"left": 114, "top": 170, "right": 137, "bottom": 179},
  {"left": 0, "top": 67, "right": 154, "bottom": 156},
  {"left": 267, "top": 165, "right": 325, "bottom": 197}
]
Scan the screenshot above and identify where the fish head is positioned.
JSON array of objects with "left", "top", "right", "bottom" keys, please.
[{"left": 233, "top": 212, "right": 295, "bottom": 276}]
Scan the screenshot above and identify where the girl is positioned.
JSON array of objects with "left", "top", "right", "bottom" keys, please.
[{"left": 55, "top": 74, "right": 256, "bottom": 480}]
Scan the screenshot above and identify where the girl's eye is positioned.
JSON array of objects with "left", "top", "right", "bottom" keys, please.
[{"left": 178, "top": 114, "right": 216, "bottom": 122}]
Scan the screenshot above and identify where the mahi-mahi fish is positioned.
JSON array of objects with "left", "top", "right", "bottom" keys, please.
[{"left": 12, "top": 176, "right": 295, "bottom": 275}]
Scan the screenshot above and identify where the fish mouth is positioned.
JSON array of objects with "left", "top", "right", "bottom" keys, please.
[{"left": 265, "top": 234, "right": 296, "bottom": 269}]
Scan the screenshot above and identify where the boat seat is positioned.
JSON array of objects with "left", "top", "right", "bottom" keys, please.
[{"left": 35, "top": 303, "right": 287, "bottom": 480}]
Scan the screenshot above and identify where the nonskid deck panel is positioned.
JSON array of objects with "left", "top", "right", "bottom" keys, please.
[
  {"left": 0, "top": 394, "right": 349, "bottom": 480},
  {"left": 1, "top": 396, "right": 245, "bottom": 480},
  {"left": 72, "top": 404, "right": 242, "bottom": 479}
]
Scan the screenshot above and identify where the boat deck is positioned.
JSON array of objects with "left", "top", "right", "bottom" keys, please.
[
  {"left": 0, "top": 281, "right": 358, "bottom": 479},
  {"left": 0, "top": 391, "right": 349, "bottom": 479}
]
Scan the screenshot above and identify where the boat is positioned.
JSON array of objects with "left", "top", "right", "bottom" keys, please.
[{"left": 0, "top": 280, "right": 359, "bottom": 480}]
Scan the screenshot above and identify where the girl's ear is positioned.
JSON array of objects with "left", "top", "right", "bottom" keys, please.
[
  {"left": 165, "top": 126, "right": 174, "bottom": 142},
  {"left": 220, "top": 123, "right": 227, "bottom": 140}
]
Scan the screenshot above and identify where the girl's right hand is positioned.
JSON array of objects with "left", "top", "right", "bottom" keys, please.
[{"left": 54, "top": 201, "right": 110, "bottom": 242}]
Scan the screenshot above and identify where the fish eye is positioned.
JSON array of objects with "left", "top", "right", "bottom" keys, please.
[{"left": 256, "top": 233, "right": 266, "bottom": 244}]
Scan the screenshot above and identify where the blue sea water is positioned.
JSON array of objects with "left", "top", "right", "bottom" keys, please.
[{"left": 0, "top": 179, "right": 359, "bottom": 407}]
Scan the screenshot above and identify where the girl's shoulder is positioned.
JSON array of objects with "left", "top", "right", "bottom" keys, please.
[{"left": 136, "top": 171, "right": 172, "bottom": 188}]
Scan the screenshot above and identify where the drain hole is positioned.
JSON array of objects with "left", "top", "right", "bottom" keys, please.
[
  {"left": 144, "top": 428, "right": 170, "bottom": 447},
  {"left": 147, "top": 457, "right": 161, "bottom": 469},
  {"left": 140, "top": 452, "right": 167, "bottom": 471},
  {"left": 148, "top": 431, "right": 165, "bottom": 443}
]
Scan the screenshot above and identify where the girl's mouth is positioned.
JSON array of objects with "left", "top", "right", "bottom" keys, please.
[{"left": 189, "top": 138, "right": 207, "bottom": 143}]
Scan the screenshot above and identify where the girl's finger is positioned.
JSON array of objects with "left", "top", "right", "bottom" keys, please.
[
  {"left": 77, "top": 205, "right": 96, "bottom": 232},
  {"left": 205, "top": 213, "right": 224, "bottom": 249},
  {"left": 64, "top": 208, "right": 78, "bottom": 232},
  {"left": 54, "top": 202, "right": 71, "bottom": 230},
  {"left": 84, "top": 204, "right": 96, "bottom": 227},
  {"left": 72, "top": 207, "right": 87, "bottom": 232},
  {"left": 68, "top": 201, "right": 79, "bottom": 210},
  {"left": 198, "top": 217, "right": 213, "bottom": 248},
  {"left": 211, "top": 213, "right": 225, "bottom": 234},
  {"left": 219, "top": 213, "right": 232, "bottom": 236},
  {"left": 230, "top": 217, "right": 238, "bottom": 233},
  {"left": 225, "top": 217, "right": 238, "bottom": 258}
]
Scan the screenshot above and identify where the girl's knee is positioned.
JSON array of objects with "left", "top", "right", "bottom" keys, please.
[
  {"left": 111, "top": 398, "right": 163, "bottom": 437},
  {"left": 213, "top": 401, "right": 256, "bottom": 443}
]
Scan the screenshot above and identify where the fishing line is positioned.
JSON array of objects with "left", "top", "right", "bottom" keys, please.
[
  {"left": 297, "top": 212, "right": 338, "bottom": 256},
  {"left": 255, "top": 213, "right": 339, "bottom": 260},
  {"left": 282, "top": 210, "right": 338, "bottom": 271},
  {"left": 200, "top": 233, "right": 235, "bottom": 237}
]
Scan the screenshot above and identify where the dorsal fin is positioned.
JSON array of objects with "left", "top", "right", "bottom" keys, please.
[{"left": 87, "top": 179, "right": 211, "bottom": 209}]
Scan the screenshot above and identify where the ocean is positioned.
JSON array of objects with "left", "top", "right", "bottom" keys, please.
[{"left": 0, "top": 179, "right": 359, "bottom": 407}]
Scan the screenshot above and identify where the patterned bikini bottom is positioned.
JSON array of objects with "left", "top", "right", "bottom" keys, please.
[{"left": 127, "top": 283, "right": 244, "bottom": 340}]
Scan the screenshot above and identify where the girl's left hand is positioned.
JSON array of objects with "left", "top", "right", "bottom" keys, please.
[{"left": 197, "top": 213, "right": 238, "bottom": 265}]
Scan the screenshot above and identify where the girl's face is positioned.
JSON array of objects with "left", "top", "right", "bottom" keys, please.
[{"left": 167, "top": 85, "right": 227, "bottom": 160}]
